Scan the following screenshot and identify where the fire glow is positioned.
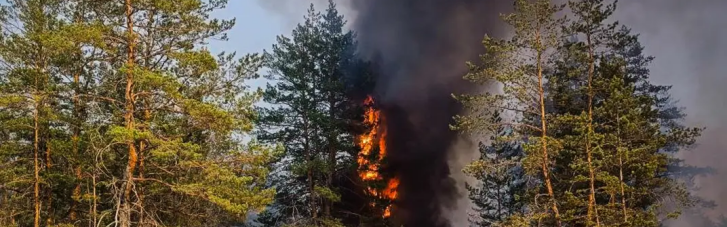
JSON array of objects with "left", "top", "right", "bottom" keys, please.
[{"left": 358, "top": 96, "right": 399, "bottom": 218}]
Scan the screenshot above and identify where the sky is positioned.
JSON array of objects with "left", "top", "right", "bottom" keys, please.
[
  {"left": 207, "top": 1, "right": 325, "bottom": 56},
  {"left": 212, "top": 1, "right": 727, "bottom": 225},
  {"left": 207, "top": 1, "right": 284, "bottom": 57},
  {"left": 207, "top": 0, "right": 325, "bottom": 90}
]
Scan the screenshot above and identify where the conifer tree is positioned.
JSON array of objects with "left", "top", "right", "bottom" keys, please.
[
  {"left": 87, "top": 0, "right": 276, "bottom": 225},
  {"left": 318, "top": 1, "right": 359, "bottom": 218},
  {"left": 454, "top": 0, "right": 566, "bottom": 225},
  {"left": 546, "top": 1, "right": 702, "bottom": 226},
  {"left": 0, "top": 0, "right": 75, "bottom": 225},
  {"left": 546, "top": 1, "right": 618, "bottom": 225},
  {"left": 463, "top": 112, "right": 526, "bottom": 226},
  {"left": 256, "top": 6, "right": 326, "bottom": 225},
  {"left": 457, "top": 1, "right": 702, "bottom": 226},
  {"left": 256, "top": 2, "right": 362, "bottom": 226}
]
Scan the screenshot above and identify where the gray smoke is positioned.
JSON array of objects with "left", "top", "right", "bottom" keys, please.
[
  {"left": 613, "top": 0, "right": 727, "bottom": 225},
  {"left": 256, "top": 0, "right": 357, "bottom": 30}
]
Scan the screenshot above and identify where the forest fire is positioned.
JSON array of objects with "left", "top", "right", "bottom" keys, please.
[{"left": 358, "top": 96, "right": 398, "bottom": 218}]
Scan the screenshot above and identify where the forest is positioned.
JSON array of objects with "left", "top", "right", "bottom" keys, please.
[{"left": 0, "top": 0, "right": 710, "bottom": 226}]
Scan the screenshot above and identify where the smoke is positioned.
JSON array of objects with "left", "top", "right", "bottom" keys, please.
[
  {"left": 256, "top": 0, "right": 357, "bottom": 30},
  {"left": 258, "top": 1, "right": 509, "bottom": 225},
  {"left": 613, "top": 0, "right": 727, "bottom": 225},
  {"left": 259, "top": 0, "right": 508, "bottom": 225},
  {"left": 256, "top": 0, "right": 512, "bottom": 225},
  {"left": 345, "top": 1, "right": 509, "bottom": 226}
]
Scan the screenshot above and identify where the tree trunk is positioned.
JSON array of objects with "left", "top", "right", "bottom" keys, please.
[
  {"left": 34, "top": 104, "right": 41, "bottom": 227},
  {"left": 32, "top": 34, "right": 48, "bottom": 227},
  {"left": 45, "top": 145, "right": 53, "bottom": 226},
  {"left": 619, "top": 151, "right": 627, "bottom": 222},
  {"left": 536, "top": 30, "right": 561, "bottom": 227},
  {"left": 303, "top": 118, "right": 317, "bottom": 222},
  {"left": 71, "top": 72, "right": 81, "bottom": 221},
  {"left": 121, "top": 0, "right": 138, "bottom": 226},
  {"left": 585, "top": 33, "right": 601, "bottom": 227},
  {"left": 325, "top": 97, "right": 336, "bottom": 217},
  {"left": 91, "top": 172, "right": 98, "bottom": 226},
  {"left": 616, "top": 112, "right": 628, "bottom": 223},
  {"left": 45, "top": 143, "right": 52, "bottom": 169}
]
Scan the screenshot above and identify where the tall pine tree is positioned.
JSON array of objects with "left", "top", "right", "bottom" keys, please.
[
  {"left": 547, "top": 1, "right": 702, "bottom": 225},
  {"left": 0, "top": 0, "right": 81, "bottom": 225},
  {"left": 454, "top": 0, "right": 566, "bottom": 225},
  {"left": 256, "top": 1, "right": 365, "bottom": 226},
  {"left": 457, "top": 0, "right": 703, "bottom": 226}
]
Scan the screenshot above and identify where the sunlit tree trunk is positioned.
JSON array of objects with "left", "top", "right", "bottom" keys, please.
[
  {"left": 33, "top": 102, "right": 41, "bottom": 227},
  {"left": 535, "top": 28, "right": 562, "bottom": 227},
  {"left": 120, "top": 0, "right": 138, "bottom": 225}
]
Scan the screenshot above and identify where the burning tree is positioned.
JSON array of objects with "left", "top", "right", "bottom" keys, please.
[{"left": 357, "top": 96, "right": 400, "bottom": 219}]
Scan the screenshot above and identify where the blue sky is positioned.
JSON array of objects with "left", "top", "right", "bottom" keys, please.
[
  {"left": 206, "top": 1, "right": 315, "bottom": 89},
  {"left": 208, "top": 1, "right": 293, "bottom": 57}
]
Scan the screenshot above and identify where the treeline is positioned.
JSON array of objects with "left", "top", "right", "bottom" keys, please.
[
  {"left": 454, "top": 0, "right": 702, "bottom": 227},
  {"left": 0, "top": 0, "right": 277, "bottom": 226},
  {"left": 0, "top": 0, "right": 379, "bottom": 226},
  {"left": 0, "top": 0, "right": 705, "bottom": 227}
]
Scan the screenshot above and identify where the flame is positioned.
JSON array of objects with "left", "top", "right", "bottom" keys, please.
[
  {"left": 383, "top": 206, "right": 392, "bottom": 218},
  {"left": 357, "top": 95, "right": 399, "bottom": 218}
]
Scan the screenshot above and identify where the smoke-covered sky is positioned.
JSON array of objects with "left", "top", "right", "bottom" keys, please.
[
  {"left": 248, "top": 0, "right": 727, "bottom": 225},
  {"left": 615, "top": 0, "right": 727, "bottom": 225}
]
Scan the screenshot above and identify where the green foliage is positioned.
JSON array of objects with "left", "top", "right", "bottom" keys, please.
[
  {"left": 255, "top": 1, "right": 376, "bottom": 226},
  {"left": 545, "top": 1, "right": 702, "bottom": 225},
  {"left": 0, "top": 0, "right": 276, "bottom": 226},
  {"left": 456, "top": 0, "right": 703, "bottom": 226},
  {"left": 454, "top": 0, "right": 567, "bottom": 225},
  {"left": 315, "top": 186, "right": 342, "bottom": 203}
]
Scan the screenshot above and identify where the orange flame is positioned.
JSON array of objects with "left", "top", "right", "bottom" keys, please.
[{"left": 357, "top": 95, "right": 399, "bottom": 218}]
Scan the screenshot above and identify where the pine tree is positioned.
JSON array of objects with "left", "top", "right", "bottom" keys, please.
[
  {"left": 318, "top": 0, "right": 359, "bottom": 219},
  {"left": 463, "top": 112, "right": 526, "bottom": 227},
  {"left": 256, "top": 6, "right": 326, "bottom": 225},
  {"left": 457, "top": 1, "right": 702, "bottom": 226},
  {"left": 454, "top": 0, "right": 566, "bottom": 225},
  {"left": 256, "top": 2, "right": 363, "bottom": 226},
  {"left": 0, "top": 0, "right": 77, "bottom": 225},
  {"left": 545, "top": 0, "right": 702, "bottom": 226},
  {"left": 546, "top": 1, "right": 619, "bottom": 225},
  {"left": 88, "top": 0, "right": 277, "bottom": 225}
]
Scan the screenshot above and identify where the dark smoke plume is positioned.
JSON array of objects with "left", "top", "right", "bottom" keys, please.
[{"left": 347, "top": 1, "right": 509, "bottom": 226}]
